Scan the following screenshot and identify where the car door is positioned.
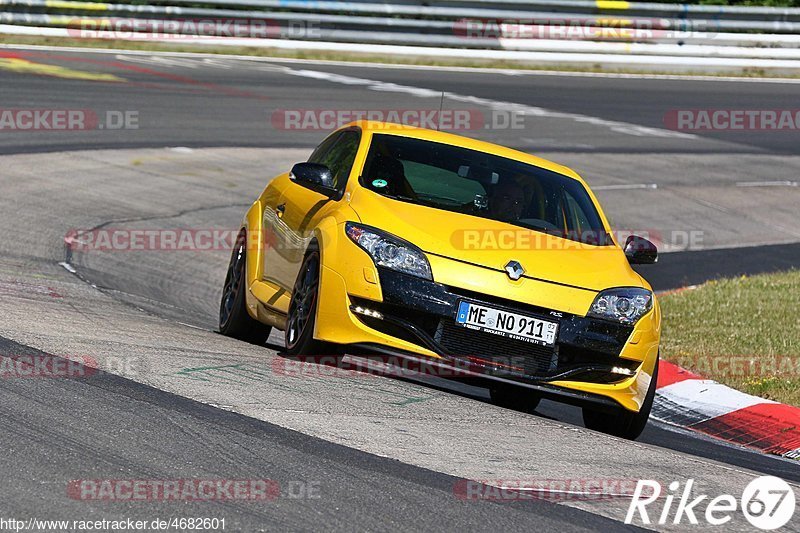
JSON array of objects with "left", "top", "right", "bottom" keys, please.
[
  {"left": 259, "top": 131, "right": 340, "bottom": 303},
  {"left": 266, "top": 128, "right": 361, "bottom": 312}
]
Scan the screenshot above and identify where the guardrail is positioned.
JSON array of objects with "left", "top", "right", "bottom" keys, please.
[
  {"left": 0, "top": 0, "right": 800, "bottom": 32},
  {"left": 8, "top": 0, "right": 800, "bottom": 19},
  {"left": 1, "top": 0, "right": 800, "bottom": 73}
]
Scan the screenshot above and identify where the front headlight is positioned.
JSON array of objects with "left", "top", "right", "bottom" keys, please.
[
  {"left": 588, "top": 287, "right": 653, "bottom": 325},
  {"left": 345, "top": 222, "right": 432, "bottom": 280}
]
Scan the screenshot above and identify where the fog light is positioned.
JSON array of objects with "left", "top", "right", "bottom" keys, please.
[
  {"left": 611, "top": 366, "right": 634, "bottom": 376},
  {"left": 351, "top": 306, "right": 383, "bottom": 319}
]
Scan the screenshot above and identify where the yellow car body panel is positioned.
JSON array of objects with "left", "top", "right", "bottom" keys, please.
[{"left": 241, "top": 121, "right": 661, "bottom": 413}]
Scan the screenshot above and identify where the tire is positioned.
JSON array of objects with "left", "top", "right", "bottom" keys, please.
[
  {"left": 490, "top": 385, "right": 542, "bottom": 413},
  {"left": 582, "top": 359, "right": 659, "bottom": 440},
  {"left": 285, "top": 249, "right": 342, "bottom": 357},
  {"left": 219, "top": 230, "right": 272, "bottom": 345}
]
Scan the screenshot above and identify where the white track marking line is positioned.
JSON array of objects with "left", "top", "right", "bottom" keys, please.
[
  {"left": 126, "top": 55, "right": 200, "bottom": 69},
  {"left": 594, "top": 183, "right": 658, "bottom": 190},
  {"left": 520, "top": 137, "right": 596, "bottom": 150},
  {"left": 201, "top": 57, "right": 234, "bottom": 69},
  {"left": 58, "top": 261, "right": 76, "bottom": 273},
  {"left": 736, "top": 180, "right": 799, "bottom": 187},
  {"left": 282, "top": 68, "right": 696, "bottom": 139},
  {"left": 6, "top": 43, "right": 800, "bottom": 84},
  {"left": 176, "top": 321, "right": 206, "bottom": 330},
  {"left": 111, "top": 54, "right": 157, "bottom": 65}
]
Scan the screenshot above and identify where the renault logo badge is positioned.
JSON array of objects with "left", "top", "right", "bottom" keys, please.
[{"left": 505, "top": 260, "right": 525, "bottom": 281}]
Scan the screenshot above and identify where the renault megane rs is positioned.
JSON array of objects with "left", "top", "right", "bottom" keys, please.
[{"left": 219, "top": 121, "right": 660, "bottom": 440}]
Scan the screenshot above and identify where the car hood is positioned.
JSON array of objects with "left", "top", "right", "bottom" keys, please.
[{"left": 349, "top": 189, "right": 644, "bottom": 292}]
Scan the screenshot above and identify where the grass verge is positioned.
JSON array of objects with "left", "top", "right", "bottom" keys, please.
[{"left": 659, "top": 270, "right": 800, "bottom": 407}]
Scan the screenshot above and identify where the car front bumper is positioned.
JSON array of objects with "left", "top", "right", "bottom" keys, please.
[{"left": 315, "top": 240, "right": 660, "bottom": 413}]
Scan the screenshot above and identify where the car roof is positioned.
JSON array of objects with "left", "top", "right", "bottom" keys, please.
[{"left": 341, "top": 120, "right": 586, "bottom": 186}]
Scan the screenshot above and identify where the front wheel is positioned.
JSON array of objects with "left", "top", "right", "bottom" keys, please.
[
  {"left": 219, "top": 230, "right": 272, "bottom": 345},
  {"left": 285, "top": 250, "right": 341, "bottom": 357},
  {"left": 582, "top": 360, "right": 658, "bottom": 440}
]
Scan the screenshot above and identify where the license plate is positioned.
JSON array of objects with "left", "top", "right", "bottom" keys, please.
[{"left": 455, "top": 301, "right": 558, "bottom": 346}]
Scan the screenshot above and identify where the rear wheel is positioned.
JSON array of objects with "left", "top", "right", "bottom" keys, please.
[
  {"left": 219, "top": 230, "right": 272, "bottom": 345},
  {"left": 285, "top": 249, "right": 342, "bottom": 357},
  {"left": 582, "top": 359, "right": 658, "bottom": 440},
  {"left": 490, "top": 385, "right": 541, "bottom": 413}
]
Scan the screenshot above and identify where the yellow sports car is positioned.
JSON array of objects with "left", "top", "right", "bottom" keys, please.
[{"left": 220, "top": 121, "right": 660, "bottom": 440}]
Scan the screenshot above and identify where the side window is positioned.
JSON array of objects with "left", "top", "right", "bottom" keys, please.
[
  {"left": 564, "top": 192, "right": 592, "bottom": 233},
  {"left": 309, "top": 130, "right": 361, "bottom": 192},
  {"left": 308, "top": 132, "right": 341, "bottom": 165},
  {"left": 560, "top": 188, "right": 609, "bottom": 244}
]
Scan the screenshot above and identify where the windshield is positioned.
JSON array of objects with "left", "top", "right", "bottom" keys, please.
[{"left": 360, "top": 134, "right": 612, "bottom": 246}]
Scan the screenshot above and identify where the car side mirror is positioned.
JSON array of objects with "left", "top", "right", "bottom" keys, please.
[
  {"left": 290, "top": 163, "right": 338, "bottom": 198},
  {"left": 624, "top": 235, "right": 658, "bottom": 264}
]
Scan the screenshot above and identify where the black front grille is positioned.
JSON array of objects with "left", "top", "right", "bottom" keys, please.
[
  {"left": 435, "top": 319, "right": 557, "bottom": 377},
  {"left": 352, "top": 273, "right": 636, "bottom": 384}
]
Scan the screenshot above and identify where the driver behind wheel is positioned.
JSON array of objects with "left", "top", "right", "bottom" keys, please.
[{"left": 486, "top": 178, "right": 526, "bottom": 223}]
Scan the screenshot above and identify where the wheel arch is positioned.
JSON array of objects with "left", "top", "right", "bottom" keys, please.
[
  {"left": 242, "top": 200, "right": 263, "bottom": 319},
  {"left": 309, "top": 214, "right": 342, "bottom": 271}
]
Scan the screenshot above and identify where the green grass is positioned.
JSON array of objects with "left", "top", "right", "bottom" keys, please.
[{"left": 659, "top": 270, "right": 800, "bottom": 406}]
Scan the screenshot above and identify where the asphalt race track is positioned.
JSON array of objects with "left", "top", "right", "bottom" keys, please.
[{"left": 1, "top": 45, "right": 800, "bottom": 531}]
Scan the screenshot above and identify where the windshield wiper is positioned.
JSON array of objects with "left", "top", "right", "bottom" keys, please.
[
  {"left": 382, "top": 192, "right": 416, "bottom": 202},
  {"left": 417, "top": 193, "right": 463, "bottom": 205}
]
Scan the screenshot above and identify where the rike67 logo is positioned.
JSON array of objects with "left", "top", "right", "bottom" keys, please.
[{"left": 626, "top": 476, "right": 796, "bottom": 529}]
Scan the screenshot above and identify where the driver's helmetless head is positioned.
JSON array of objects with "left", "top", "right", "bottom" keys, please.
[{"left": 488, "top": 179, "right": 525, "bottom": 222}]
